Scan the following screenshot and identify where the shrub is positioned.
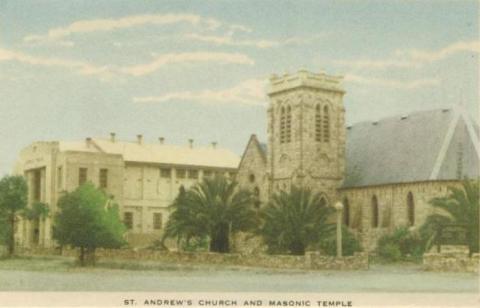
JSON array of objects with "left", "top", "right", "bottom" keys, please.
[
  {"left": 376, "top": 226, "right": 425, "bottom": 262},
  {"left": 319, "top": 226, "right": 362, "bottom": 256}
]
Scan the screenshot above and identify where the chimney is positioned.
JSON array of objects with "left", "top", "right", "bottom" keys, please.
[
  {"left": 85, "top": 137, "right": 92, "bottom": 148},
  {"left": 110, "top": 132, "right": 116, "bottom": 143},
  {"left": 211, "top": 141, "right": 217, "bottom": 149},
  {"left": 188, "top": 139, "right": 194, "bottom": 148},
  {"left": 137, "top": 134, "right": 143, "bottom": 145},
  {"left": 159, "top": 137, "right": 165, "bottom": 145}
]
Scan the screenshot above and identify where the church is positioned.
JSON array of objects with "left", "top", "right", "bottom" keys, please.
[
  {"left": 235, "top": 70, "right": 479, "bottom": 251},
  {"left": 13, "top": 69, "right": 479, "bottom": 251}
]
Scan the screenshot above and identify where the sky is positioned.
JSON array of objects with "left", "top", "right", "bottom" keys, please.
[{"left": 0, "top": 0, "right": 478, "bottom": 176}]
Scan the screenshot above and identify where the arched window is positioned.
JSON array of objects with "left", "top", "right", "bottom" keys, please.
[
  {"left": 343, "top": 197, "right": 350, "bottom": 227},
  {"left": 407, "top": 192, "right": 415, "bottom": 226},
  {"left": 319, "top": 195, "right": 328, "bottom": 207},
  {"left": 315, "top": 104, "right": 322, "bottom": 142},
  {"left": 253, "top": 186, "right": 260, "bottom": 209},
  {"left": 249, "top": 174, "right": 255, "bottom": 183},
  {"left": 371, "top": 195, "right": 379, "bottom": 228},
  {"left": 286, "top": 106, "right": 292, "bottom": 143},
  {"left": 323, "top": 105, "right": 330, "bottom": 142},
  {"left": 280, "top": 106, "right": 286, "bottom": 144}
]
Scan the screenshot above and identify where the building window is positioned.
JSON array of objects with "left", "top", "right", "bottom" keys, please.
[
  {"left": 33, "top": 170, "right": 41, "bottom": 201},
  {"left": 203, "top": 170, "right": 212, "bottom": 178},
  {"left": 176, "top": 169, "right": 186, "bottom": 179},
  {"left": 407, "top": 192, "right": 415, "bottom": 226},
  {"left": 228, "top": 172, "right": 236, "bottom": 178},
  {"left": 286, "top": 106, "right": 292, "bottom": 143},
  {"left": 57, "top": 166, "right": 63, "bottom": 190},
  {"left": 319, "top": 196, "right": 328, "bottom": 207},
  {"left": 323, "top": 105, "right": 330, "bottom": 142},
  {"left": 253, "top": 186, "right": 260, "bottom": 209},
  {"left": 153, "top": 213, "right": 162, "bottom": 230},
  {"left": 124, "top": 212, "right": 133, "bottom": 230},
  {"left": 371, "top": 195, "right": 379, "bottom": 228},
  {"left": 160, "top": 168, "right": 171, "bottom": 178},
  {"left": 78, "top": 168, "right": 87, "bottom": 186},
  {"left": 99, "top": 168, "right": 108, "bottom": 189},
  {"left": 343, "top": 197, "right": 350, "bottom": 227},
  {"left": 249, "top": 174, "right": 255, "bottom": 183},
  {"left": 315, "top": 104, "right": 322, "bottom": 142},
  {"left": 188, "top": 169, "right": 199, "bottom": 179}
]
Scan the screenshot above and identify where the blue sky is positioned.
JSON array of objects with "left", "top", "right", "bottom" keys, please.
[{"left": 0, "top": 0, "right": 478, "bottom": 176}]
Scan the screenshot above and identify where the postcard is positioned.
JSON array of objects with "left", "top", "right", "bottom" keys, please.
[{"left": 0, "top": 0, "right": 479, "bottom": 307}]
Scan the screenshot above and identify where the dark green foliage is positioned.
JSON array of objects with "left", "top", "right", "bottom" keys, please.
[
  {"left": 426, "top": 180, "right": 479, "bottom": 255},
  {"left": 163, "top": 176, "right": 257, "bottom": 253},
  {"left": 259, "top": 186, "right": 334, "bottom": 255},
  {"left": 376, "top": 226, "right": 425, "bottom": 262},
  {"left": 0, "top": 175, "right": 28, "bottom": 255},
  {"left": 319, "top": 226, "right": 362, "bottom": 256},
  {"left": 53, "top": 183, "right": 126, "bottom": 266},
  {"left": 23, "top": 202, "right": 49, "bottom": 220}
]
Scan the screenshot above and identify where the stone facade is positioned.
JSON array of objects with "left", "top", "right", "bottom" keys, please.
[
  {"left": 339, "top": 181, "right": 460, "bottom": 251},
  {"left": 266, "top": 70, "right": 346, "bottom": 204},
  {"left": 423, "top": 246, "right": 479, "bottom": 273}
]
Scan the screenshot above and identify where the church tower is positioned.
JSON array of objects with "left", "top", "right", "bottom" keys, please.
[{"left": 266, "top": 70, "right": 346, "bottom": 205}]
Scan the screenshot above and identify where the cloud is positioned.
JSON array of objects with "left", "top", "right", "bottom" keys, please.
[
  {"left": 336, "top": 40, "right": 480, "bottom": 70},
  {"left": 133, "top": 79, "right": 267, "bottom": 106},
  {"left": 0, "top": 48, "right": 112, "bottom": 79},
  {"left": 24, "top": 13, "right": 221, "bottom": 43},
  {"left": 184, "top": 33, "right": 325, "bottom": 49},
  {"left": 122, "top": 52, "right": 254, "bottom": 76},
  {"left": 344, "top": 74, "right": 440, "bottom": 89}
]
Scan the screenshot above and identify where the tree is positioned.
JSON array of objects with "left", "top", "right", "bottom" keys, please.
[
  {"left": 0, "top": 175, "right": 28, "bottom": 256},
  {"left": 53, "top": 183, "right": 126, "bottom": 266},
  {"left": 163, "top": 176, "right": 257, "bottom": 253},
  {"left": 259, "top": 186, "right": 334, "bottom": 255},
  {"left": 426, "top": 180, "right": 479, "bottom": 255}
]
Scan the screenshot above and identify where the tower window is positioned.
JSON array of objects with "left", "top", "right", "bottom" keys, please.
[
  {"left": 280, "top": 106, "right": 286, "bottom": 144},
  {"left": 153, "top": 213, "right": 163, "bottom": 230},
  {"left": 286, "top": 106, "right": 292, "bottom": 143},
  {"left": 315, "top": 104, "right": 322, "bottom": 142},
  {"left": 371, "top": 195, "right": 379, "bottom": 228},
  {"left": 407, "top": 192, "right": 415, "bottom": 226},
  {"left": 323, "top": 105, "right": 330, "bottom": 142}
]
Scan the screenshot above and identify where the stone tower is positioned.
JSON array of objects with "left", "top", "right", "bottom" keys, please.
[{"left": 266, "top": 70, "right": 346, "bottom": 204}]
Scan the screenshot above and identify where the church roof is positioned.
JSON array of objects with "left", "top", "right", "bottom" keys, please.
[
  {"left": 59, "top": 138, "right": 240, "bottom": 169},
  {"left": 343, "top": 108, "right": 480, "bottom": 188}
]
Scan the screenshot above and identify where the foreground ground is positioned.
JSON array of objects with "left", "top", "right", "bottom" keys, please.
[{"left": 0, "top": 256, "right": 477, "bottom": 292}]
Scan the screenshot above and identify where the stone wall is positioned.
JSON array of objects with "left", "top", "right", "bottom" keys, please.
[
  {"left": 23, "top": 247, "right": 368, "bottom": 271},
  {"left": 339, "top": 181, "right": 460, "bottom": 252},
  {"left": 423, "top": 251, "right": 479, "bottom": 273}
]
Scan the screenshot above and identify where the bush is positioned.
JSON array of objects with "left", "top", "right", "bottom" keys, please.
[
  {"left": 376, "top": 226, "right": 425, "bottom": 262},
  {"left": 319, "top": 226, "right": 362, "bottom": 256}
]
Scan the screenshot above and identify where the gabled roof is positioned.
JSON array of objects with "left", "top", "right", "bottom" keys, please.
[
  {"left": 59, "top": 138, "right": 240, "bottom": 169},
  {"left": 343, "top": 108, "right": 480, "bottom": 188},
  {"left": 238, "top": 134, "right": 267, "bottom": 170}
]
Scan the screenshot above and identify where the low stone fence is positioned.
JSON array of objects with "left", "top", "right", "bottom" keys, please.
[
  {"left": 21, "top": 247, "right": 369, "bottom": 271},
  {"left": 423, "top": 251, "right": 479, "bottom": 273}
]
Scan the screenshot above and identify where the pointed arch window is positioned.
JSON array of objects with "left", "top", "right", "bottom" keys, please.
[
  {"left": 343, "top": 197, "right": 350, "bottom": 227},
  {"left": 371, "top": 195, "right": 379, "bottom": 228},
  {"left": 280, "top": 106, "right": 286, "bottom": 144},
  {"left": 315, "top": 104, "right": 322, "bottom": 142},
  {"left": 286, "top": 106, "right": 292, "bottom": 143},
  {"left": 323, "top": 105, "right": 330, "bottom": 142},
  {"left": 407, "top": 192, "right": 415, "bottom": 226}
]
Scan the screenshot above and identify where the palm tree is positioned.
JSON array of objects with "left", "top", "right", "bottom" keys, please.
[
  {"left": 259, "top": 186, "right": 334, "bottom": 255},
  {"left": 163, "top": 176, "right": 257, "bottom": 253},
  {"left": 427, "top": 180, "right": 479, "bottom": 255}
]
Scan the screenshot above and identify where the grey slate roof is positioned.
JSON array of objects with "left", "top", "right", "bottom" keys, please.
[
  {"left": 254, "top": 108, "right": 479, "bottom": 188},
  {"left": 343, "top": 108, "right": 479, "bottom": 188}
]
